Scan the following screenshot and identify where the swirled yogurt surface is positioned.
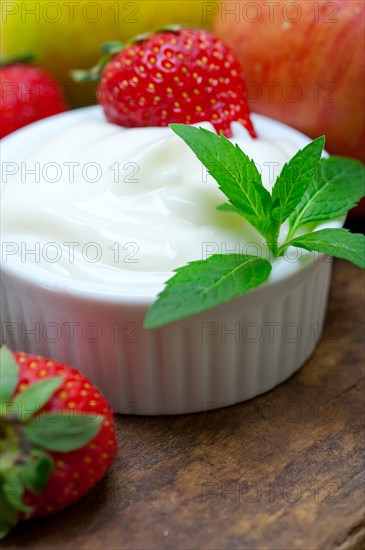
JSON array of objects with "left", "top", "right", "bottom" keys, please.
[{"left": 1, "top": 114, "right": 303, "bottom": 291}]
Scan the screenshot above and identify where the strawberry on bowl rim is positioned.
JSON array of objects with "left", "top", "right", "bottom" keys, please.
[{"left": 74, "top": 27, "right": 256, "bottom": 139}]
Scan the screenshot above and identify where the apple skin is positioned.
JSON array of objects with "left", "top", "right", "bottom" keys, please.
[
  {"left": 1, "top": 0, "right": 210, "bottom": 108},
  {"left": 213, "top": 0, "right": 365, "bottom": 164}
]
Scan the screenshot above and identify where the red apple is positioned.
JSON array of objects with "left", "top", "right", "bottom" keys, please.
[{"left": 213, "top": 0, "right": 365, "bottom": 163}]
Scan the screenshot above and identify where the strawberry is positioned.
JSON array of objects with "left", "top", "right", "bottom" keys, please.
[
  {"left": 74, "top": 28, "right": 255, "bottom": 138},
  {"left": 0, "top": 346, "right": 116, "bottom": 538},
  {"left": 0, "top": 60, "right": 67, "bottom": 138}
]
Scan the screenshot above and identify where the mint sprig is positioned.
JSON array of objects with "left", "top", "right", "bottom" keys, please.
[
  {"left": 170, "top": 124, "right": 275, "bottom": 247},
  {"left": 144, "top": 255, "right": 271, "bottom": 328},
  {"left": 287, "top": 156, "right": 365, "bottom": 239},
  {"left": 144, "top": 125, "right": 365, "bottom": 329},
  {"left": 271, "top": 136, "right": 325, "bottom": 224},
  {"left": 284, "top": 229, "right": 365, "bottom": 269}
]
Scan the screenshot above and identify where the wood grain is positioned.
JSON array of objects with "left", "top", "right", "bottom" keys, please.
[{"left": 3, "top": 260, "right": 364, "bottom": 550}]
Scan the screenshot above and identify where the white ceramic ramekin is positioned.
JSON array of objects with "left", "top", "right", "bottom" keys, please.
[{"left": 1, "top": 108, "right": 340, "bottom": 414}]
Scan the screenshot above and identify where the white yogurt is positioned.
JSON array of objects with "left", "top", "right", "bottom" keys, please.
[{"left": 1, "top": 119, "right": 300, "bottom": 287}]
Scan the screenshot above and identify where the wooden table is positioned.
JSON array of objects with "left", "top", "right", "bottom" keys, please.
[{"left": 4, "top": 259, "right": 364, "bottom": 550}]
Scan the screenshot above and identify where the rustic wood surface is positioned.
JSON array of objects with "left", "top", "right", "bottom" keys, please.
[{"left": 3, "top": 259, "right": 364, "bottom": 550}]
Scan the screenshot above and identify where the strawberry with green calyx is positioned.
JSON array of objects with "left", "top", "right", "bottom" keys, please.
[
  {"left": 0, "top": 347, "right": 116, "bottom": 539},
  {"left": 0, "top": 59, "right": 67, "bottom": 138},
  {"left": 72, "top": 27, "right": 255, "bottom": 138}
]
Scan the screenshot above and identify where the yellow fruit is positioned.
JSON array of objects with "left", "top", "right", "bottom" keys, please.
[{"left": 1, "top": 0, "right": 211, "bottom": 107}]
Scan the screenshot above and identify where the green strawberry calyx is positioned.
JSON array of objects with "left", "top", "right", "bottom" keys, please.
[
  {"left": 71, "top": 42, "right": 124, "bottom": 83},
  {"left": 0, "top": 346, "right": 104, "bottom": 539},
  {"left": 71, "top": 25, "right": 183, "bottom": 83},
  {"left": 0, "top": 54, "right": 35, "bottom": 68}
]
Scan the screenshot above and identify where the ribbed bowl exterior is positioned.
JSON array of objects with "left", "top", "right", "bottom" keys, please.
[{"left": 1, "top": 257, "right": 333, "bottom": 415}]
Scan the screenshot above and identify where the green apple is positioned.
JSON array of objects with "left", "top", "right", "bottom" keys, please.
[{"left": 1, "top": 0, "right": 211, "bottom": 107}]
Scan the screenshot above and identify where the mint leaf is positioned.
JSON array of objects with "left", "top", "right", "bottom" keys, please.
[
  {"left": 143, "top": 124, "right": 364, "bottom": 330},
  {"left": 24, "top": 411, "right": 104, "bottom": 452},
  {"left": 12, "top": 376, "right": 64, "bottom": 422},
  {"left": 287, "top": 229, "right": 365, "bottom": 268},
  {"left": 144, "top": 254, "right": 272, "bottom": 328},
  {"left": 216, "top": 203, "right": 243, "bottom": 215},
  {"left": 0, "top": 347, "right": 19, "bottom": 406},
  {"left": 272, "top": 136, "right": 325, "bottom": 223},
  {"left": 289, "top": 156, "right": 365, "bottom": 230},
  {"left": 170, "top": 124, "right": 275, "bottom": 242}
]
